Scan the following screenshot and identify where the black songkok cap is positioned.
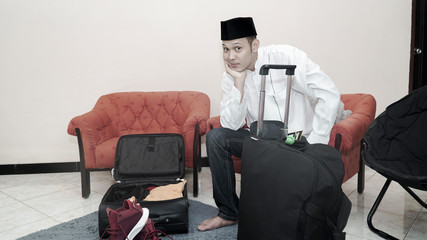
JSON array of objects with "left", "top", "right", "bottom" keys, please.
[{"left": 221, "top": 17, "right": 257, "bottom": 40}]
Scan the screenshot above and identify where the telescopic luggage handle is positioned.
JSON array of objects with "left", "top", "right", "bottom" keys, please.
[
  {"left": 259, "top": 64, "right": 296, "bottom": 76},
  {"left": 257, "top": 64, "right": 297, "bottom": 138}
]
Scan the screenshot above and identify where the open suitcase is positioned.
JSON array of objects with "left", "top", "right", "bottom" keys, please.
[
  {"left": 98, "top": 133, "right": 189, "bottom": 238},
  {"left": 238, "top": 65, "right": 351, "bottom": 240}
]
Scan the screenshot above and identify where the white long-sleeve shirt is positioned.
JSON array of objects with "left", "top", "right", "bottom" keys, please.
[{"left": 220, "top": 45, "right": 340, "bottom": 144}]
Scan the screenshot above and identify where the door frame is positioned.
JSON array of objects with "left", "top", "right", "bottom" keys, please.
[{"left": 409, "top": 0, "right": 426, "bottom": 92}]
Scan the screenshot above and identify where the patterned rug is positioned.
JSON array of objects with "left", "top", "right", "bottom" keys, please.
[{"left": 18, "top": 200, "right": 237, "bottom": 240}]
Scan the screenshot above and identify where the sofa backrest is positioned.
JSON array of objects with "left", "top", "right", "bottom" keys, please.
[{"left": 95, "top": 91, "right": 209, "bottom": 136}]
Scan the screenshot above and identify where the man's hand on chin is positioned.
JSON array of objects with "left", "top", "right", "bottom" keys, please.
[{"left": 225, "top": 62, "right": 247, "bottom": 81}]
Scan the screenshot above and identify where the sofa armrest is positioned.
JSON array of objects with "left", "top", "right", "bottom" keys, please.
[
  {"left": 183, "top": 93, "right": 211, "bottom": 136},
  {"left": 178, "top": 92, "right": 210, "bottom": 169},
  {"left": 207, "top": 116, "right": 221, "bottom": 132},
  {"left": 329, "top": 94, "right": 376, "bottom": 152},
  {"left": 67, "top": 109, "right": 116, "bottom": 143},
  {"left": 68, "top": 108, "right": 118, "bottom": 169}
]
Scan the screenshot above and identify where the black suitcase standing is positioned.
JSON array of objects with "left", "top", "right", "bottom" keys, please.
[
  {"left": 238, "top": 65, "right": 351, "bottom": 240},
  {"left": 99, "top": 133, "right": 189, "bottom": 238}
]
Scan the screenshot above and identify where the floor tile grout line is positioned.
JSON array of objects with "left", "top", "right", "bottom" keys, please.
[
  {"left": 20, "top": 186, "right": 80, "bottom": 206},
  {"left": 0, "top": 190, "right": 61, "bottom": 234},
  {"left": 403, "top": 199, "right": 427, "bottom": 240},
  {"left": 0, "top": 181, "right": 80, "bottom": 199},
  {"left": 345, "top": 188, "right": 357, "bottom": 197},
  {"left": 1, "top": 184, "right": 105, "bottom": 234},
  {"left": 12, "top": 186, "right": 92, "bottom": 218}
]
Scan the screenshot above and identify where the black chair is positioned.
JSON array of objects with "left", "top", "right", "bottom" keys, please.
[{"left": 362, "top": 86, "right": 427, "bottom": 240}]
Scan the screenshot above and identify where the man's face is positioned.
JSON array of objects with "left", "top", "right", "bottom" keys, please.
[{"left": 222, "top": 37, "right": 258, "bottom": 72}]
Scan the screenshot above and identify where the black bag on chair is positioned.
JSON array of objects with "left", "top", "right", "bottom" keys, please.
[
  {"left": 362, "top": 85, "right": 427, "bottom": 240},
  {"left": 237, "top": 65, "right": 351, "bottom": 240}
]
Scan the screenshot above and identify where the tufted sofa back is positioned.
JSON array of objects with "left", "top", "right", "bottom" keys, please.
[
  {"left": 96, "top": 91, "right": 208, "bottom": 137},
  {"left": 68, "top": 91, "right": 210, "bottom": 169}
]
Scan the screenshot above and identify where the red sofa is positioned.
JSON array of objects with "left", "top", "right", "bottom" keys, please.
[
  {"left": 68, "top": 91, "right": 210, "bottom": 198},
  {"left": 207, "top": 93, "right": 376, "bottom": 193}
]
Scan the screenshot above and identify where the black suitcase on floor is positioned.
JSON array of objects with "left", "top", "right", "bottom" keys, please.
[
  {"left": 237, "top": 65, "right": 351, "bottom": 240},
  {"left": 98, "top": 133, "right": 189, "bottom": 238}
]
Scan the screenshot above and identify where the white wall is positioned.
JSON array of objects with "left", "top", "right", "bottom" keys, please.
[{"left": 0, "top": 0, "right": 412, "bottom": 164}]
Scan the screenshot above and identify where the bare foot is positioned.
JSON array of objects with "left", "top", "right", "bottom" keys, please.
[{"left": 197, "top": 216, "right": 237, "bottom": 231}]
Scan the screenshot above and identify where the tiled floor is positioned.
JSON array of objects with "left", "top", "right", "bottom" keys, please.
[{"left": 0, "top": 166, "right": 426, "bottom": 239}]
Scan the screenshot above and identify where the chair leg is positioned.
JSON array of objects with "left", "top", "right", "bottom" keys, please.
[
  {"left": 399, "top": 184, "right": 427, "bottom": 208},
  {"left": 193, "top": 161, "right": 199, "bottom": 198},
  {"left": 76, "top": 128, "right": 91, "bottom": 199},
  {"left": 367, "top": 179, "right": 399, "bottom": 240},
  {"left": 192, "top": 124, "right": 201, "bottom": 198},
  {"left": 358, "top": 141, "right": 365, "bottom": 193},
  {"left": 197, "top": 132, "right": 202, "bottom": 173},
  {"left": 357, "top": 158, "right": 365, "bottom": 193},
  {"left": 81, "top": 168, "right": 91, "bottom": 199}
]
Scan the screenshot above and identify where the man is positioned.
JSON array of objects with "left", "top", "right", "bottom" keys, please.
[{"left": 197, "top": 17, "right": 342, "bottom": 231}]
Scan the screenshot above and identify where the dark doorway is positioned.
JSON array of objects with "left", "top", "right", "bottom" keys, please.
[{"left": 409, "top": 0, "right": 427, "bottom": 92}]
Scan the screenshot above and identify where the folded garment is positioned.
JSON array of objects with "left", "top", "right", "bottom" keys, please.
[{"left": 144, "top": 180, "right": 187, "bottom": 201}]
